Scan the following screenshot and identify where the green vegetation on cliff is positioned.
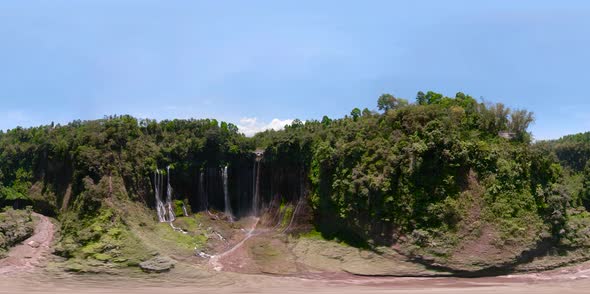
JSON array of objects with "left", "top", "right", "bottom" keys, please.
[
  {"left": 0, "top": 116, "right": 251, "bottom": 214},
  {"left": 0, "top": 116, "right": 250, "bottom": 272},
  {"left": 256, "top": 92, "right": 590, "bottom": 271},
  {"left": 537, "top": 132, "right": 590, "bottom": 214},
  {"left": 0, "top": 91, "right": 589, "bottom": 273}
]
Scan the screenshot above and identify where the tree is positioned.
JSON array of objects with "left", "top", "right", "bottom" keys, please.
[
  {"left": 509, "top": 109, "right": 534, "bottom": 140},
  {"left": 377, "top": 94, "right": 409, "bottom": 112},
  {"left": 287, "top": 119, "right": 304, "bottom": 130},
  {"left": 220, "top": 121, "right": 228, "bottom": 132},
  {"left": 478, "top": 102, "right": 511, "bottom": 135},
  {"left": 227, "top": 123, "right": 239, "bottom": 133},
  {"left": 0, "top": 186, "right": 30, "bottom": 209},
  {"left": 493, "top": 103, "right": 510, "bottom": 131},
  {"left": 377, "top": 94, "right": 395, "bottom": 111},
  {"left": 350, "top": 108, "right": 361, "bottom": 121},
  {"left": 378, "top": 94, "right": 395, "bottom": 111},
  {"left": 321, "top": 115, "right": 332, "bottom": 127},
  {"left": 398, "top": 98, "right": 409, "bottom": 108},
  {"left": 416, "top": 91, "right": 426, "bottom": 105},
  {"left": 425, "top": 91, "right": 443, "bottom": 105},
  {"left": 582, "top": 161, "right": 590, "bottom": 210}
]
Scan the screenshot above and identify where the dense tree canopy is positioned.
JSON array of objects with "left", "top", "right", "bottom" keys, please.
[
  {"left": 0, "top": 91, "right": 588, "bottom": 268},
  {"left": 377, "top": 94, "right": 408, "bottom": 112},
  {"left": 255, "top": 91, "right": 586, "bottom": 256},
  {"left": 0, "top": 115, "right": 252, "bottom": 213},
  {"left": 255, "top": 92, "right": 558, "bottom": 243}
]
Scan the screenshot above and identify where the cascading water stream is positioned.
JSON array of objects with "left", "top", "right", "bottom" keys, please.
[
  {"left": 199, "top": 171, "right": 208, "bottom": 211},
  {"left": 252, "top": 157, "right": 261, "bottom": 216},
  {"left": 153, "top": 166, "right": 176, "bottom": 223},
  {"left": 154, "top": 169, "right": 167, "bottom": 222},
  {"left": 166, "top": 166, "right": 176, "bottom": 223},
  {"left": 222, "top": 166, "right": 233, "bottom": 220}
]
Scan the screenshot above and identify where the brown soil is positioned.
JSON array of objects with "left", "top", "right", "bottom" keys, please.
[
  {"left": 0, "top": 213, "right": 55, "bottom": 276},
  {"left": 210, "top": 217, "right": 261, "bottom": 272},
  {"left": 4, "top": 210, "right": 590, "bottom": 292},
  {"left": 3, "top": 266, "right": 590, "bottom": 293},
  {"left": 448, "top": 171, "right": 507, "bottom": 268},
  {"left": 209, "top": 212, "right": 442, "bottom": 277}
]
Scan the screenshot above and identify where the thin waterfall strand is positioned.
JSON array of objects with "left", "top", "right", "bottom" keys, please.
[
  {"left": 154, "top": 167, "right": 176, "bottom": 223},
  {"left": 154, "top": 169, "right": 167, "bottom": 222},
  {"left": 166, "top": 166, "right": 176, "bottom": 222},
  {"left": 252, "top": 158, "right": 261, "bottom": 216},
  {"left": 199, "top": 171, "right": 208, "bottom": 211},
  {"left": 222, "top": 166, "right": 233, "bottom": 219}
]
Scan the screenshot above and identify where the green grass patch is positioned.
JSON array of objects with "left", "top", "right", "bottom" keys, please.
[
  {"left": 154, "top": 221, "right": 208, "bottom": 251},
  {"left": 280, "top": 205, "right": 294, "bottom": 228},
  {"left": 299, "top": 229, "right": 325, "bottom": 241}
]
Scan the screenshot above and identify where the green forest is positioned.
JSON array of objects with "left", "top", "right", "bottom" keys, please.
[{"left": 1, "top": 91, "right": 590, "bottom": 273}]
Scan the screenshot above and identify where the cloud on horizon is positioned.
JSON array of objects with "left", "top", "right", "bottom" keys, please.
[{"left": 237, "top": 117, "right": 294, "bottom": 137}]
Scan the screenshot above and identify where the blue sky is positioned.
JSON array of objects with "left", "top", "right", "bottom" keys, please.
[{"left": 0, "top": 1, "right": 589, "bottom": 139}]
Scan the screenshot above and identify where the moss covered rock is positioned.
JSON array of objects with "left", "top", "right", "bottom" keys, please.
[
  {"left": 139, "top": 256, "right": 175, "bottom": 273},
  {"left": 0, "top": 207, "right": 35, "bottom": 255}
]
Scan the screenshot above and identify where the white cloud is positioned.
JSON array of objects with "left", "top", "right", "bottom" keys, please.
[{"left": 237, "top": 117, "right": 294, "bottom": 137}]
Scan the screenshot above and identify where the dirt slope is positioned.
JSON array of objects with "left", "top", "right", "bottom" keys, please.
[{"left": 0, "top": 213, "right": 55, "bottom": 275}]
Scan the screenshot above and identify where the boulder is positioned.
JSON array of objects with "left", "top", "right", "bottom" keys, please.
[
  {"left": 27, "top": 241, "right": 40, "bottom": 248},
  {"left": 139, "top": 256, "right": 175, "bottom": 273}
]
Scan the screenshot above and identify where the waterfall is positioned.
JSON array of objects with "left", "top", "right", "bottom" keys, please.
[
  {"left": 199, "top": 171, "right": 208, "bottom": 211},
  {"left": 153, "top": 166, "right": 176, "bottom": 223},
  {"left": 166, "top": 166, "right": 176, "bottom": 222},
  {"left": 252, "top": 156, "right": 262, "bottom": 216},
  {"left": 154, "top": 169, "right": 167, "bottom": 222},
  {"left": 222, "top": 166, "right": 233, "bottom": 219},
  {"left": 182, "top": 203, "right": 189, "bottom": 217},
  {"left": 281, "top": 168, "right": 305, "bottom": 233}
]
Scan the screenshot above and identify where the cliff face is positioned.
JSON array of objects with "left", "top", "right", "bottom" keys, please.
[
  {"left": 2, "top": 110, "right": 590, "bottom": 275},
  {"left": 0, "top": 116, "right": 263, "bottom": 218},
  {"left": 11, "top": 143, "right": 307, "bottom": 224},
  {"left": 167, "top": 154, "right": 307, "bottom": 219}
]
